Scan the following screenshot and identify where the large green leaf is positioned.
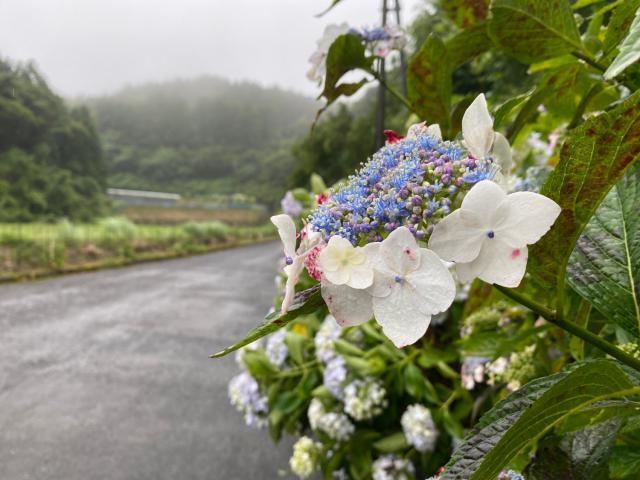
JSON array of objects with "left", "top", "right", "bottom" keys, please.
[
  {"left": 604, "top": 7, "right": 640, "bottom": 80},
  {"left": 567, "top": 164, "right": 640, "bottom": 338},
  {"left": 442, "top": 360, "right": 638, "bottom": 479},
  {"left": 527, "top": 91, "right": 640, "bottom": 299},
  {"left": 407, "top": 34, "right": 452, "bottom": 135},
  {"left": 210, "top": 286, "right": 323, "bottom": 358},
  {"left": 487, "top": 0, "right": 583, "bottom": 64},
  {"left": 317, "top": 34, "right": 374, "bottom": 119},
  {"left": 445, "top": 22, "right": 492, "bottom": 69}
]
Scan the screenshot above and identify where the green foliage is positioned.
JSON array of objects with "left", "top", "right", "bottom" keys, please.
[
  {"left": 604, "top": 6, "right": 640, "bottom": 80},
  {"left": 528, "top": 91, "right": 640, "bottom": 301},
  {"left": 88, "top": 76, "right": 317, "bottom": 208},
  {"left": 487, "top": 0, "right": 582, "bottom": 63},
  {"left": 0, "top": 58, "right": 107, "bottom": 221},
  {"left": 568, "top": 163, "right": 640, "bottom": 338},
  {"left": 443, "top": 360, "right": 639, "bottom": 479},
  {"left": 407, "top": 34, "right": 452, "bottom": 134},
  {"left": 183, "top": 221, "right": 229, "bottom": 242}
]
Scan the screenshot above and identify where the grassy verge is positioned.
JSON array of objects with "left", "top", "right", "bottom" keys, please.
[{"left": 0, "top": 218, "right": 275, "bottom": 283}]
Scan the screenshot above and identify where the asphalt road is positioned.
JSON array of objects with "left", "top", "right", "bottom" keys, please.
[{"left": 0, "top": 241, "right": 294, "bottom": 480}]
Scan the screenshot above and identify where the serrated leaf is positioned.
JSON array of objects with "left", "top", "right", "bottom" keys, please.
[
  {"left": 487, "top": 0, "right": 583, "bottom": 64},
  {"left": 407, "top": 34, "right": 452, "bottom": 135},
  {"left": 604, "top": 7, "right": 640, "bottom": 80},
  {"left": 527, "top": 91, "right": 640, "bottom": 299},
  {"left": 442, "top": 360, "right": 638, "bottom": 480},
  {"left": 210, "top": 285, "right": 323, "bottom": 358},
  {"left": 610, "top": 445, "right": 640, "bottom": 479},
  {"left": 567, "top": 163, "right": 640, "bottom": 338}
]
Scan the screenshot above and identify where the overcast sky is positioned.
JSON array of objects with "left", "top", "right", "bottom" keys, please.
[{"left": 0, "top": 0, "right": 425, "bottom": 98}]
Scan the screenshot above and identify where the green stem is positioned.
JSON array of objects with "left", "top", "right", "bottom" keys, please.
[
  {"left": 371, "top": 70, "right": 414, "bottom": 112},
  {"left": 572, "top": 51, "right": 607, "bottom": 73},
  {"left": 494, "top": 285, "right": 640, "bottom": 372}
]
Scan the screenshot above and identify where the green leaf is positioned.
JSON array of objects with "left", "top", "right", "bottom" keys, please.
[
  {"left": 526, "top": 420, "right": 621, "bottom": 480},
  {"left": 442, "top": 360, "right": 638, "bottom": 480},
  {"left": 445, "top": 22, "right": 491, "bottom": 69},
  {"left": 527, "top": 91, "right": 640, "bottom": 299},
  {"left": 373, "top": 432, "right": 409, "bottom": 452},
  {"left": 610, "top": 445, "right": 640, "bottom": 479},
  {"left": 487, "top": 0, "right": 583, "bottom": 64},
  {"left": 315, "top": 0, "right": 345, "bottom": 17},
  {"left": 605, "top": 7, "right": 640, "bottom": 80},
  {"left": 321, "top": 34, "right": 373, "bottom": 103},
  {"left": 567, "top": 163, "right": 640, "bottom": 338},
  {"left": 407, "top": 34, "right": 452, "bottom": 135},
  {"left": 442, "top": 0, "right": 490, "bottom": 28},
  {"left": 242, "top": 349, "right": 278, "bottom": 379},
  {"left": 210, "top": 286, "right": 323, "bottom": 358},
  {"left": 604, "top": 0, "right": 640, "bottom": 55}
]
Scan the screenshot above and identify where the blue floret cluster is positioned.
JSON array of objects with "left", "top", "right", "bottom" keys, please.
[{"left": 309, "top": 127, "right": 496, "bottom": 245}]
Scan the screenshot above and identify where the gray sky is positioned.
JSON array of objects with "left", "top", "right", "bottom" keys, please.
[{"left": 0, "top": 0, "right": 424, "bottom": 98}]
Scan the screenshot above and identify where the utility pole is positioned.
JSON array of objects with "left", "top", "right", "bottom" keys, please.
[
  {"left": 394, "top": 0, "right": 407, "bottom": 97},
  {"left": 375, "top": 0, "right": 389, "bottom": 149}
]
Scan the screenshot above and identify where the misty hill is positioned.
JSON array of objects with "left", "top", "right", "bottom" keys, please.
[{"left": 87, "top": 76, "right": 318, "bottom": 207}]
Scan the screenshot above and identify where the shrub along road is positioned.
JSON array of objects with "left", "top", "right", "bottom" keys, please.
[{"left": 0, "top": 241, "right": 294, "bottom": 480}]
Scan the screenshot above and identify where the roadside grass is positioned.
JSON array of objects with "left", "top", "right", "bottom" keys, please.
[{"left": 0, "top": 218, "right": 275, "bottom": 282}]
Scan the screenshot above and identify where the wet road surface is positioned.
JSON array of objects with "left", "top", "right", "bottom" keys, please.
[{"left": 0, "top": 242, "right": 294, "bottom": 480}]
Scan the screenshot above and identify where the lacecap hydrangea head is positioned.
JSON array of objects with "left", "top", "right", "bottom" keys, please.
[
  {"left": 290, "top": 436, "right": 322, "bottom": 479},
  {"left": 227, "top": 371, "right": 268, "bottom": 429},
  {"left": 401, "top": 404, "right": 438, "bottom": 453},
  {"left": 309, "top": 122, "right": 498, "bottom": 246},
  {"left": 372, "top": 454, "right": 415, "bottom": 480}
]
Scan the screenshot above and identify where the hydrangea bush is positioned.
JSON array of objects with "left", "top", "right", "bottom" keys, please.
[{"left": 217, "top": 1, "right": 640, "bottom": 478}]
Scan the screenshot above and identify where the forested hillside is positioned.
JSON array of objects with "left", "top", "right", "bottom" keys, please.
[
  {"left": 0, "top": 58, "right": 106, "bottom": 221},
  {"left": 87, "top": 77, "right": 318, "bottom": 207}
]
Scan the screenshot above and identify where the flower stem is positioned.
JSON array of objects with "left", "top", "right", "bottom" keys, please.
[
  {"left": 371, "top": 70, "right": 414, "bottom": 112},
  {"left": 494, "top": 285, "right": 640, "bottom": 372}
]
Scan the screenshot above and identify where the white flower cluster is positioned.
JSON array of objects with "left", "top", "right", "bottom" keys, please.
[
  {"left": 227, "top": 371, "right": 268, "bottom": 429},
  {"left": 265, "top": 328, "right": 288, "bottom": 367},
  {"left": 323, "top": 355, "right": 348, "bottom": 400},
  {"left": 400, "top": 404, "right": 438, "bottom": 453},
  {"left": 315, "top": 315, "right": 341, "bottom": 364},
  {"left": 343, "top": 378, "right": 387, "bottom": 421},
  {"left": 290, "top": 436, "right": 321, "bottom": 479},
  {"left": 372, "top": 454, "right": 415, "bottom": 480},
  {"left": 307, "top": 399, "right": 355, "bottom": 442}
]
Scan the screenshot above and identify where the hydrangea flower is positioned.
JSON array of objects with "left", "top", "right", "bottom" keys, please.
[
  {"left": 290, "top": 436, "right": 322, "bottom": 479},
  {"left": 309, "top": 118, "right": 494, "bottom": 245},
  {"left": 316, "top": 411, "right": 355, "bottom": 441},
  {"left": 401, "top": 404, "right": 438, "bottom": 452},
  {"left": 460, "top": 356, "right": 490, "bottom": 390},
  {"left": 317, "top": 235, "right": 374, "bottom": 288},
  {"left": 307, "top": 23, "right": 350, "bottom": 85},
  {"left": 372, "top": 454, "right": 416, "bottom": 480},
  {"left": 498, "top": 470, "right": 525, "bottom": 480},
  {"left": 281, "top": 191, "right": 303, "bottom": 217},
  {"left": 314, "top": 315, "right": 341, "bottom": 364},
  {"left": 323, "top": 355, "right": 348, "bottom": 399},
  {"left": 322, "top": 227, "right": 456, "bottom": 347},
  {"left": 353, "top": 24, "right": 407, "bottom": 57},
  {"left": 343, "top": 378, "right": 387, "bottom": 420},
  {"left": 428, "top": 180, "right": 560, "bottom": 287},
  {"left": 271, "top": 214, "right": 323, "bottom": 312},
  {"left": 265, "top": 328, "right": 288, "bottom": 367},
  {"left": 228, "top": 371, "right": 268, "bottom": 429}
]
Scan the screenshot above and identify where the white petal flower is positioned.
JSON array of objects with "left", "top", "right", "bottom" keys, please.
[
  {"left": 307, "top": 23, "right": 351, "bottom": 85},
  {"left": 462, "top": 94, "right": 513, "bottom": 178},
  {"left": 317, "top": 236, "right": 374, "bottom": 289},
  {"left": 323, "top": 228, "right": 455, "bottom": 347},
  {"left": 407, "top": 121, "right": 442, "bottom": 141},
  {"left": 271, "top": 215, "right": 323, "bottom": 313},
  {"left": 428, "top": 180, "right": 561, "bottom": 288},
  {"left": 368, "top": 227, "right": 456, "bottom": 348}
]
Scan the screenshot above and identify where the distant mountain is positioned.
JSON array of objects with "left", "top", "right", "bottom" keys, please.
[{"left": 86, "top": 76, "right": 318, "bottom": 207}]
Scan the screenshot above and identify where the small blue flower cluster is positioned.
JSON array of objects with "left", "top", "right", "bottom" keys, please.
[
  {"left": 309, "top": 128, "right": 495, "bottom": 244},
  {"left": 350, "top": 26, "right": 391, "bottom": 42}
]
